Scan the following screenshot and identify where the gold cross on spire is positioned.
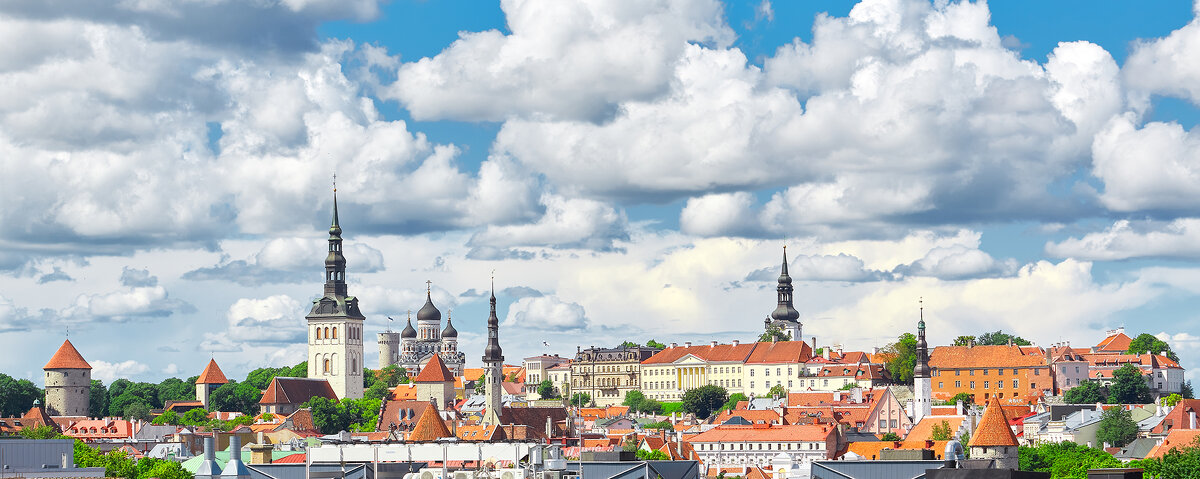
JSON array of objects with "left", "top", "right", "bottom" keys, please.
[
  {"left": 332, "top": 172, "right": 337, "bottom": 193},
  {"left": 426, "top": 279, "right": 432, "bottom": 293}
]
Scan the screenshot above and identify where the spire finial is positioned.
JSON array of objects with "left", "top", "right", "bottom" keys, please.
[
  {"left": 426, "top": 280, "right": 432, "bottom": 295},
  {"left": 781, "top": 245, "right": 790, "bottom": 276},
  {"left": 407, "top": 310, "right": 411, "bottom": 321},
  {"left": 329, "top": 173, "right": 341, "bottom": 231}
]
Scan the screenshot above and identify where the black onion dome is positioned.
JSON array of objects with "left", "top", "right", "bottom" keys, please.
[
  {"left": 441, "top": 318, "right": 458, "bottom": 338},
  {"left": 416, "top": 292, "right": 441, "bottom": 322},
  {"left": 401, "top": 319, "right": 417, "bottom": 338}
]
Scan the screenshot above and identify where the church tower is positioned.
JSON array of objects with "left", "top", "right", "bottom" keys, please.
[
  {"left": 306, "top": 189, "right": 365, "bottom": 400},
  {"left": 44, "top": 339, "right": 91, "bottom": 417},
  {"left": 480, "top": 280, "right": 504, "bottom": 426},
  {"left": 764, "top": 246, "right": 802, "bottom": 340},
  {"left": 913, "top": 299, "right": 933, "bottom": 423}
]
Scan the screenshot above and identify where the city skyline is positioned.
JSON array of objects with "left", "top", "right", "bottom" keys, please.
[{"left": 2, "top": 0, "right": 1200, "bottom": 386}]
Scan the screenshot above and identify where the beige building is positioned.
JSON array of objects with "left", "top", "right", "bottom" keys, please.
[
  {"left": 572, "top": 345, "right": 660, "bottom": 406},
  {"left": 642, "top": 341, "right": 755, "bottom": 401},
  {"left": 523, "top": 354, "right": 570, "bottom": 399}
]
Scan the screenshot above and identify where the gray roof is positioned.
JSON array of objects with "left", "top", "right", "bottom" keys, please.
[{"left": 813, "top": 460, "right": 944, "bottom": 479}]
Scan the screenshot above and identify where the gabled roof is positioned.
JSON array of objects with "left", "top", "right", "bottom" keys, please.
[
  {"left": 258, "top": 378, "right": 338, "bottom": 405},
  {"left": 407, "top": 404, "right": 453, "bottom": 441},
  {"left": 971, "top": 398, "right": 1018, "bottom": 447},
  {"left": 1095, "top": 332, "right": 1133, "bottom": 352},
  {"left": 687, "top": 424, "right": 835, "bottom": 442},
  {"left": 906, "top": 416, "right": 966, "bottom": 442},
  {"left": 414, "top": 355, "right": 454, "bottom": 383},
  {"left": 641, "top": 342, "right": 757, "bottom": 365},
  {"left": 745, "top": 341, "right": 813, "bottom": 364},
  {"left": 929, "top": 345, "right": 1046, "bottom": 369},
  {"left": 196, "top": 359, "right": 229, "bottom": 385},
  {"left": 44, "top": 340, "right": 91, "bottom": 370}
]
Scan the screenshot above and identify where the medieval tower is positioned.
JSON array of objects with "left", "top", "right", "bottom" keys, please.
[
  {"left": 306, "top": 190, "right": 365, "bottom": 400},
  {"left": 44, "top": 339, "right": 91, "bottom": 417}
]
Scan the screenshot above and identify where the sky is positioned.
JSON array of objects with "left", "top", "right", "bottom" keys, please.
[{"left": 3, "top": 0, "right": 1200, "bottom": 386}]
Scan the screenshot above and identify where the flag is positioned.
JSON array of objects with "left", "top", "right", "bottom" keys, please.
[{"left": 388, "top": 316, "right": 394, "bottom": 322}]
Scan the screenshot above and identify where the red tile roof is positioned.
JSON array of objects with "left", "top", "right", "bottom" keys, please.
[
  {"left": 196, "top": 359, "right": 229, "bottom": 384},
  {"left": 414, "top": 355, "right": 454, "bottom": 383},
  {"left": 745, "top": 341, "right": 813, "bottom": 364},
  {"left": 408, "top": 404, "right": 453, "bottom": 441},
  {"left": 971, "top": 398, "right": 1018, "bottom": 447},
  {"left": 642, "top": 342, "right": 757, "bottom": 364},
  {"left": 44, "top": 340, "right": 91, "bottom": 370},
  {"left": 929, "top": 345, "right": 1046, "bottom": 369},
  {"left": 687, "top": 424, "right": 835, "bottom": 443},
  {"left": 906, "top": 416, "right": 966, "bottom": 442},
  {"left": 848, "top": 440, "right": 950, "bottom": 460},
  {"left": 1095, "top": 332, "right": 1133, "bottom": 352},
  {"left": 259, "top": 378, "right": 338, "bottom": 405},
  {"left": 1146, "top": 429, "right": 1200, "bottom": 459},
  {"left": 273, "top": 453, "right": 308, "bottom": 464}
]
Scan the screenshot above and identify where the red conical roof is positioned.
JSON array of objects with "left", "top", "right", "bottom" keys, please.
[
  {"left": 196, "top": 359, "right": 229, "bottom": 385},
  {"left": 414, "top": 355, "right": 454, "bottom": 383},
  {"left": 408, "top": 403, "right": 453, "bottom": 441},
  {"left": 970, "top": 397, "right": 1019, "bottom": 447},
  {"left": 44, "top": 340, "right": 91, "bottom": 370}
]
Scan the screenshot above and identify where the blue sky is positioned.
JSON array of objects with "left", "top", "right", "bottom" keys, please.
[{"left": 3, "top": 0, "right": 1200, "bottom": 386}]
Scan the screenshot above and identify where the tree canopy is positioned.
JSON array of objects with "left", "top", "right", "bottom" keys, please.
[
  {"left": 1019, "top": 441, "right": 1122, "bottom": 479},
  {"left": 537, "top": 380, "right": 559, "bottom": 399},
  {"left": 570, "top": 392, "right": 592, "bottom": 407},
  {"left": 646, "top": 340, "right": 666, "bottom": 349},
  {"left": 623, "top": 390, "right": 661, "bottom": 414},
  {"left": 681, "top": 385, "right": 728, "bottom": 420},
  {"left": 758, "top": 326, "right": 790, "bottom": 343},
  {"left": 1108, "top": 364, "right": 1152, "bottom": 404},
  {"left": 1063, "top": 380, "right": 1106, "bottom": 404},
  {"left": 882, "top": 333, "right": 917, "bottom": 385},
  {"left": 1096, "top": 407, "right": 1138, "bottom": 448},
  {"left": 1129, "top": 436, "right": 1200, "bottom": 478},
  {"left": 720, "top": 393, "right": 748, "bottom": 412},
  {"left": 303, "top": 396, "right": 380, "bottom": 434},
  {"left": 1127, "top": 333, "right": 1179, "bottom": 362},
  {"left": 976, "top": 330, "right": 1031, "bottom": 346},
  {"left": 0, "top": 373, "right": 43, "bottom": 417}
]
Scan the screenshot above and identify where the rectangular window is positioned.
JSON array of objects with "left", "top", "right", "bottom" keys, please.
[
  {"left": 984, "top": 381, "right": 989, "bottom": 389},
  {"left": 789, "top": 380, "right": 793, "bottom": 387},
  {"left": 1035, "top": 369, "right": 1040, "bottom": 376},
  {"left": 879, "top": 420, "right": 887, "bottom": 429},
  {"left": 890, "top": 419, "right": 897, "bottom": 428},
  {"left": 776, "top": 368, "right": 781, "bottom": 376},
  {"left": 750, "top": 382, "right": 755, "bottom": 388},
  {"left": 970, "top": 370, "right": 975, "bottom": 376},
  {"left": 970, "top": 381, "right": 975, "bottom": 388},
  {"left": 750, "top": 370, "right": 755, "bottom": 377},
  {"left": 984, "top": 369, "right": 989, "bottom": 375},
  {"left": 998, "top": 369, "right": 1004, "bottom": 376},
  {"left": 1013, "top": 368, "right": 1018, "bottom": 375},
  {"left": 939, "top": 382, "right": 944, "bottom": 388},
  {"left": 956, "top": 370, "right": 961, "bottom": 376},
  {"left": 765, "top": 369, "right": 770, "bottom": 376},
  {"left": 955, "top": 381, "right": 961, "bottom": 388},
  {"left": 998, "top": 380, "right": 1003, "bottom": 389}
]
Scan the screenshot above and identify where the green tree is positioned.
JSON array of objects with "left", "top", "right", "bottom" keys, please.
[
  {"left": 624, "top": 390, "right": 647, "bottom": 408},
  {"left": 474, "top": 378, "right": 485, "bottom": 395},
  {"left": 880, "top": 432, "right": 901, "bottom": 441},
  {"left": 245, "top": 366, "right": 288, "bottom": 390},
  {"left": 1108, "top": 364, "right": 1152, "bottom": 404},
  {"left": 376, "top": 365, "right": 408, "bottom": 387},
  {"left": 976, "top": 330, "right": 1031, "bottom": 346},
  {"left": 89, "top": 380, "right": 109, "bottom": 418},
  {"left": 681, "top": 385, "right": 728, "bottom": 420},
  {"left": 156, "top": 378, "right": 193, "bottom": 405},
  {"left": 1096, "top": 407, "right": 1138, "bottom": 448},
  {"left": 769, "top": 384, "right": 788, "bottom": 397},
  {"left": 305, "top": 397, "right": 346, "bottom": 434},
  {"left": 930, "top": 420, "right": 953, "bottom": 441},
  {"left": 950, "top": 392, "right": 975, "bottom": 405},
  {"left": 720, "top": 393, "right": 748, "bottom": 412},
  {"left": 1019, "top": 441, "right": 1122, "bottom": 478},
  {"left": 646, "top": 340, "right": 666, "bottom": 349},
  {"left": 304, "top": 397, "right": 381, "bottom": 434},
  {"left": 1184, "top": 380, "right": 1194, "bottom": 399},
  {"left": 838, "top": 383, "right": 857, "bottom": 391},
  {"left": 642, "top": 420, "right": 673, "bottom": 430},
  {"left": 288, "top": 361, "right": 308, "bottom": 378},
  {"left": 151, "top": 410, "right": 181, "bottom": 425},
  {"left": 1126, "top": 333, "right": 1179, "bottom": 362},
  {"left": 363, "top": 368, "right": 377, "bottom": 389},
  {"left": 181, "top": 407, "right": 210, "bottom": 425},
  {"left": 952, "top": 336, "right": 976, "bottom": 346},
  {"left": 1163, "top": 393, "right": 1183, "bottom": 406},
  {"left": 108, "top": 392, "right": 150, "bottom": 418},
  {"left": 620, "top": 341, "right": 641, "bottom": 348},
  {"left": 364, "top": 381, "right": 391, "bottom": 401},
  {"left": 638, "top": 398, "right": 663, "bottom": 414},
  {"left": 19, "top": 425, "right": 67, "bottom": 439},
  {"left": 0, "top": 373, "right": 43, "bottom": 417},
  {"left": 1063, "top": 380, "right": 1106, "bottom": 404},
  {"left": 883, "top": 333, "right": 918, "bottom": 385},
  {"left": 123, "top": 402, "right": 151, "bottom": 422},
  {"left": 636, "top": 449, "right": 670, "bottom": 460},
  {"left": 108, "top": 379, "right": 132, "bottom": 401},
  {"left": 1129, "top": 436, "right": 1200, "bottom": 478},
  {"left": 209, "top": 380, "right": 262, "bottom": 415},
  {"left": 537, "top": 380, "right": 559, "bottom": 399},
  {"left": 570, "top": 392, "right": 591, "bottom": 407},
  {"left": 758, "top": 326, "right": 790, "bottom": 343}
]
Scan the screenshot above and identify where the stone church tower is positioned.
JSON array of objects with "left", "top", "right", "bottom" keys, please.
[
  {"left": 913, "top": 300, "right": 933, "bottom": 423},
  {"left": 764, "top": 246, "right": 802, "bottom": 340},
  {"left": 44, "top": 339, "right": 91, "bottom": 417},
  {"left": 480, "top": 282, "right": 504, "bottom": 426},
  {"left": 306, "top": 191, "right": 365, "bottom": 400}
]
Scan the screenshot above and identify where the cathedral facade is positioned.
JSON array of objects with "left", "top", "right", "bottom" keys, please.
[{"left": 377, "top": 288, "right": 466, "bottom": 378}]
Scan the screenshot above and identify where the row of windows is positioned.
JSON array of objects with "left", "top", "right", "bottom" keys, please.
[
  {"left": 942, "top": 379, "right": 1034, "bottom": 390},
  {"left": 695, "top": 442, "right": 822, "bottom": 451},
  {"left": 314, "top": 324, "right": 363, "bottom": 342},
  {"left": 748, "top": 367, "right": 795, "bottom": 377},
  {"left": 937, "top": 368, "right": 1039, "bottom": 377}
]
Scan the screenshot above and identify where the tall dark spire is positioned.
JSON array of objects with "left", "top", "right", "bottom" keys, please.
[
  {"left": 483, "top": 275, "right": 503, "bottom": 363},
  {"left": 769, "top": 246, "right": 800, "bottom": 322},
  {"left": 324, "top": 188, "right": 347, "bottom": 297},
  {"left": 914, "top": 298, "right": 931, "bottom": 378}
]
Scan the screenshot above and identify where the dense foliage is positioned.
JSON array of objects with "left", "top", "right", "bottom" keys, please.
[
  {"left": 570, "top": 392, "right": 592, "bottom": 407},
  {"left": 1019, "top": 442, "right": 1122, "bottom": 479},
  {"left": 537, "top": 380, "right": 559, "bottom": 399},
  {"left": 770, "top": 384, "right": 788, "bottom": 396},
  {"left": 882, "top": 333, "right": 917, "bottom": 385},
  {"left": 642, "top": 420, "right": 673, "bottom": 430},
  {"left": 1108, "top": 364, "right": 1152, "bottom": 404},
  {"left": 646, "top": 340, "right": 666, "bottom": 350},
  {"left": 758, "top": 326, "right": 790, "bottom": 343},
  {"left": 880, "top": 432, "right": 901, "bottom": 441},
  {"left": 950, "top": 392, "right": 975, "bottom": 405},
  {"left": 303, "top": 396, "right": 381, "bottom": 434},
  {"left": 622, "top": 390, "right": 661, "bottom": 414},
  {"left": 1129, "top": 436, "right": 1200, "bottom": 478},
  {"left": 953, "top": 331, "right": 1031, "bottom": 347},
  {"left": 720, "top": 393, "right": 748, "bottom": 412},
  {"left": 681, "top": 385, "right": 727, "bottom": 420},
  {"left": 1126, "top": 333, "right": 1179, "bottom": 362},
  {"left": 0, "top": 373, "right": 44, "bottom": 416},
  {"left": 636, "top": 449, "right": 670, "bottom": 460},
  {"left": 1063, "top": 380, "right": 1106, "bottom": 404},
  {"left": 17, "top": 427, "right": 191, "bottom": 479},
  {"left": 930, "top": 420, "right": 953, "bottom": 441},
  {"left": 1095, "top": 407, "right": 1138, "bottom": 448}
]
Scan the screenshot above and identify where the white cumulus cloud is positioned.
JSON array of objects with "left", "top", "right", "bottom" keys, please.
[{"left": 503, "top": 295, "right": 589, "bottom": 331}]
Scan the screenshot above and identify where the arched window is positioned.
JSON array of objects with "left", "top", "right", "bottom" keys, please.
[
  {"left": 352, "top": 356, "right": 357, "bottom": 370},
  {"left": 325, "top": 327, "right": 330, "bottom": 339},
  {"left": 316, "top": 328, "right": 322, "bottom": 340},
  {"left": 332, "top": 327, "right": 338, "bottom": 339},
  {"left": 324, "top": 359, "right": 331, "bottom": 374}
]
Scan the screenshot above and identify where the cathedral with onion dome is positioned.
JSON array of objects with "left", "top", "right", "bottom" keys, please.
[{"left": 377, "top": 286, "right": 466, "bottom": 377}]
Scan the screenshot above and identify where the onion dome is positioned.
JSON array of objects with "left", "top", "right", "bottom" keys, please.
[
  {"left": 401, "top": 319, "right": 417, "bottom": 338},
  {"left": 441, "top": 318, "right": 458, "bottom": 338},
  {"left": 416, "top": 291, "right": 441, "bottom": 323}
]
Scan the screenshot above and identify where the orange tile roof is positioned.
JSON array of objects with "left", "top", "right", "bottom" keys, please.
[
  {"left": 408, "top": 404, "right": 453, "bottom": 441},
  {"left": 745, "top": 341, "right": 813, "bottom": 364},
  {"left": 687, "top": 424, "right": 835, "bottom": 443},
  {"left": 196, "top": 359, "right": 229, "bottom": 384},
  {"left": 44, "top": 340, "right": 91, "bottom": 370},
  {"left": 391, "top": 384, "right": 419, "bottom": 400},
  {"left": 971, "top": 398, "right": 1018, "bottom": 447},
  {"left": 929, "top": 345, "right": 1046, "bottom": 369},
  {"left": 1095, "top": 332, "right": 1133, "bottom": 352},
  {"left": 848, "top": 440, "right": 949, "bottom": 460},
  {"left": 463, "top": 368, "right": 485, "bottom": 381},
  {"left": 273, "top": 453, "right": 308, "bottom": 464},
  {"left": 457, "top": 424, "right": 505, "bottom": 442},
  {"left": 414, "top": 355, "right": 454, "bottom": 383},
  {"left": 642, "top": 342, "right": 757, "bottom": 364},
  {"left": 711, "top": 409, "right": 781, "bottom": 425},
  {"left": 906, "top": 416, "right": 966, "bottom": 442},
  {"left": 1145, "top": 429, "right": 1200, "bottom": 459}
]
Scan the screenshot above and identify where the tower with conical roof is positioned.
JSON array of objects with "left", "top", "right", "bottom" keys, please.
[
  {"left": 480, "top": 279, "right": 504, "bottom": 426},
  {"left": 913, "top": 299, "right": 932, "bottom": 423},
  {"left": 306, "top": 188, "right": 366, "bottom": 400},
  {"left": 44, "top": 339, "right": 91, "bottom": 417},
  {"left": 970, "top": 398, "right": 1020, "bottom": 469},
  {"left": 763, "top": 246, "right": 802, "bottom": 341},
  {"left": 195, "top": 359, "right": 229, "bottom": 410}
]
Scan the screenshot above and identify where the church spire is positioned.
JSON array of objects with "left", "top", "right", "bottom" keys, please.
[
  {"left": 483, "top": 274, "right": 503, "bottom": 362},
  {"left": 914, "top": 298, "right": 931, "bottom": 378},
  {"left": 324, "top": 184, "right": 347, "bottom": 297},
  {"left": 769, "top": 246, "right": 800, "bottom": 322}
]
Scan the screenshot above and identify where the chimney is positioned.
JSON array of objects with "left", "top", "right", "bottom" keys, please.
[
  {"left": 812, "top": 337, "right": 817, "bottom": 351},
  {"left": 834, "top": 392, "right": 842, "bottom": 402},
  {"left": 220, "top": 435, "right": 250, "bottom": 479},
  {"left": 249, "top": 444, "right": 273, "bottom": 465},
  {"left": 711, "top": 341, "right": 718, "bottom": 348},
  {"left": 684, "top": 341, "right": 692, "bottom": 348},
  {"left": 956, "top": 400, "right": 964, "bottom": 416},
  {"left": 1190, "top": 410, "right": 1196, "bottom": 430},
  {"left": 823, "top": 349, "right": 830, "bottom": 360},
  {"left": 670, "top": 343, "right": 677, "bottom": 349},
  {"left": 732, "top": 340, "right": 740, "bottom": 346},
  {"left": 195, "top": 437, "right": 221, "bottom": 479},
  {"left": 852, "top": 388, "right": 863, "bottom": 404}
]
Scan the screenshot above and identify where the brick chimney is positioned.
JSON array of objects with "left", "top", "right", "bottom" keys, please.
[{"left": 249, "top": 444, "right": 273, "bottom": 464}]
